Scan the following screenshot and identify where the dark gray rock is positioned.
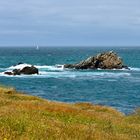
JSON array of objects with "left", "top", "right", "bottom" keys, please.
[
  {"left": 4, "top": 72, "right": 13, "bottom": 75},
  {"left": 13, "top": 62, "right": 23, "bottom": 67},
  {"left": 18, "top": 62, "right": 23, "bottom": 65},
  {"left": 13, "top": 69, "right": 21, "bottom": 75},
  {"left": 20, "top": 66, "right": 39, "bottom": 75},
  {"left": 4, "top": 65, "right": 39, "bottom": 75}
]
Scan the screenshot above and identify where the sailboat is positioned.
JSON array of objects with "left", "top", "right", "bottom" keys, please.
[{"left": 36, "top": 45, "right": 39, "bottom": 50}]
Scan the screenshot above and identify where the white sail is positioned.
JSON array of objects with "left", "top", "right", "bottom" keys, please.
[{"left": 36, "top": 45, "right": 39, "bottom": 50}]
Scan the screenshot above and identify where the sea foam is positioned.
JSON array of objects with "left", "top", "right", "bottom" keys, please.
[{"left": 2, "top": 63, "right": 140, "bottom": 79}]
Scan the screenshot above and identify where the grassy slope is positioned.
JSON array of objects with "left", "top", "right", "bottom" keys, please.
[{"left": 0, "top": 87, "right": 140, "bottom": 140}]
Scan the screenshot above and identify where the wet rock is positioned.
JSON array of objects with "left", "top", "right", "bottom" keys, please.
[
  {"left": 13, "top": 62, "right": 23, "bottom": 67},
  {"left": 20, "top": 66, "right": 39, "bottom": 75},
  {"left": 4, "top": 72, "right": 13, "bottom": 75},
  {"left": 4, "top": 65, "right": 39, "bottom": 75},
  {"left": 18, "top": 62, "right": 23, "bottom": 65},
  {"left": 13, "top": 69, "right": 21, "bottom": 75}
]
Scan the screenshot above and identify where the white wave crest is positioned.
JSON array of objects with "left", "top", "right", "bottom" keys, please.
[
  {"left": 8, "top": 63, "right": 32, "bottom": 70},
  {"left": 7, "top": 63, "right": 64, "bottom": 71},
  {"left": 0, "top": 71, "right": 131, "bottom": 79},
  {"left": 7, "top": 63, "right": 140, "bottom": 72},
  {"left": 129, "top": 67, "right": 140, "bottom": 71},
  {"left": 3, "top": 63, "right": 140, "bottom": 79},
  {"left": 35, "top": 65, "right": 64, "bottom": 71},
  {"left": 37, "top": 71, "right": 131, "bottom": 79}
]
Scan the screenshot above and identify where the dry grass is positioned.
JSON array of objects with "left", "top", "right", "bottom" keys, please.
[{"left": 0, "top": 86, "right": 139, "bottom": 140}]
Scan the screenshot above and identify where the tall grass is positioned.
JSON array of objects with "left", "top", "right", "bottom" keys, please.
[{"left": 0, "top": 87, "right": 140, "bottom": 140}]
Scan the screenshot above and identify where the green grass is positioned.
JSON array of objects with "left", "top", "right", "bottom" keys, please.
[{"left": 0, "top": 86, "right": 140, "bottom": 140}]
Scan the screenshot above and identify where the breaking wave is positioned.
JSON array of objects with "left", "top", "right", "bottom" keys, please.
[
  {"left": 129, "top": 67, "right": 140, "bottom": 71},
  {"left": 8, "top": 63, "right": 64, "bottom": 71},
  {"left": 1, "top": 63, "right": 140, "bottom": 79}
]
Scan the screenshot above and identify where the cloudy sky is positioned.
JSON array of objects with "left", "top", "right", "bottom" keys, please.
[{"left": 0, "top": 0, "right": 140, "bottom": 46}]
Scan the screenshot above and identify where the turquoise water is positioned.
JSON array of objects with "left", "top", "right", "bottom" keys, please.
[{"left": 0, "top": 47, "right": 140, "bottom": 114}]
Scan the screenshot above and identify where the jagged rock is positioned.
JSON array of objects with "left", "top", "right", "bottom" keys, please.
[{"left": 64, "top": 51, "right": 128, "bottom": 69}]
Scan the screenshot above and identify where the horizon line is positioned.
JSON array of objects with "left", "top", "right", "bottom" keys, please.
[{"left": 0, "top": 45, "right": 140, "bottom": 48}]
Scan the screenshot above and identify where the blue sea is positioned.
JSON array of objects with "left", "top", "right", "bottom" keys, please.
[{"left": 0, "top": 47, "right": 140, "bottom": 114}]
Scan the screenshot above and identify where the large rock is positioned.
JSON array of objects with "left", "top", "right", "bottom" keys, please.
[
  {"left": 4, "top": 65, "right": 39, "bottom": 75},
  {"left": 64, "top": 51, "right": 128, "bottom": 69},
  {"left": 20, "top": 66, "right": 39, "bottom": 75}
]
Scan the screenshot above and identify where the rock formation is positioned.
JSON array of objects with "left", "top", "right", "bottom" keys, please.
[
  {"left": 64, "top": 51, "right": 128, "bottom": 69},
  {"left": 20, "top": 66, "right": 39, "bottom": 75},
  {"left": 4, "top": 65, "right": 39, "bottom": 75}
]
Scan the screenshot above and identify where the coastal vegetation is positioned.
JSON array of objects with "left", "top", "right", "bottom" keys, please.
[{"left": 0, "top": 86, "right": 140, "bottom": 140}]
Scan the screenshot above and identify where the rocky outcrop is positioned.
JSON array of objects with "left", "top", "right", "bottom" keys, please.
[
  {"left": 20, "top": 66, "right": 39, "bottom": 75},
  {"left": 4, "top": 65, "right": 39, "bottom": 75},
  {"left": 64, "top": 51, "right": 128, "bottom": 69}
]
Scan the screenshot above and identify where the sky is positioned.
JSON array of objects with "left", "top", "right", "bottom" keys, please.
[{"left": 0, "top": 0, "right": 140, "bottom": 46}]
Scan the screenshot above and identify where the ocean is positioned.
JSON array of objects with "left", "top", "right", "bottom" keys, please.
[{"left": 0, "top": 47, "right": 140, "bottom": 114}]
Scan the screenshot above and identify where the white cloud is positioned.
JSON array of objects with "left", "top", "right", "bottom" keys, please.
[
  {"left": 0, "top": 0, "right": 140, "bottom": 45},
  {"left": 0, "top": 0, "right": 139, "bottom": 25}
]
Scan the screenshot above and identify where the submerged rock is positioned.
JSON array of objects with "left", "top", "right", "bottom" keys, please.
[
  {"left": 4, "top": 72, "right": 13, "bottom": 75},
  {"left": 64, "top": 51, "right": 128, "bottom": 70},
  {"left": 13, "top": 62, "right": 23, "bottom": 67}
]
